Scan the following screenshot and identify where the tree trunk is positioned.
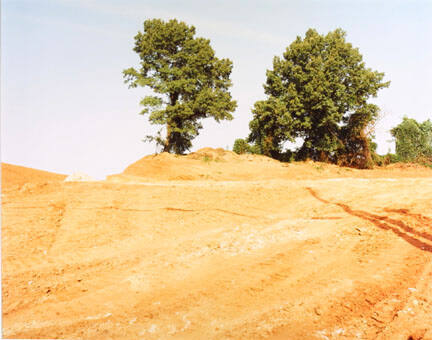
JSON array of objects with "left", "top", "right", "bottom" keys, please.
[
  {"left": 319, "top": 150, "right": 328, "bottom": 163},
  {"left": 164, "top": 93, "right": 178, "bottom": 153},
  {"left": 359, "top": 129, "right": 373, "bottom": 169},
  {"left": 164, "top": 123, "right": 171, "bottom": 153}
]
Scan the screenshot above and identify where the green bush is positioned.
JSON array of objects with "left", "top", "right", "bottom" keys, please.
[
  {"left": 233, "top": 139, "right": 251, "bottom": 154},
  {"left": 391, "top": 117, "right": 432, "bottom": 162}
]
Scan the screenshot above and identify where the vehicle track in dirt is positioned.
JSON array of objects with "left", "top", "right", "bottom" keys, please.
[{"left": 2, "top": 156, "right": 432, "bottom": 339}]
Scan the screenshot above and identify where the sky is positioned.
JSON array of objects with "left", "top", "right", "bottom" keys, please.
[{"left": 1, "top": 0, "right": 431, "bottom": 179}]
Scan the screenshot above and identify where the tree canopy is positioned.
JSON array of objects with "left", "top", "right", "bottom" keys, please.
[
  {"left": 248, "top": 28, "right": 390, "bottom": 168},
  {"left": 391, "top": 117, "right": 432, "bottom": 162},
  {"left": 123, "top": 19, "right": 237, "bottom": 154}
]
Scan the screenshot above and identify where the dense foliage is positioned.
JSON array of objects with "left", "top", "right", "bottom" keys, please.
[
  {"left": 248, "top": 28, "right": 390, "bottom": 168},
  {"left": 391, "top": 117, "right": 432, "bottom": 163},
  {"left": 124, "top": 19, "right": 237, "bottom": 154}
]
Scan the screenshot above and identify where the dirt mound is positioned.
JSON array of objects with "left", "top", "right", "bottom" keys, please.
[
  {"left": 1, "top": 163, "right": 66, "bottom": 190},
  {"left": 107, "top": 148, "right": 432, "bottom": 183},
  {"left": 106, "top": 147, "right": 290, "bottom": 183},
  {"left": 114, "top": 152, "right": 200, "bottom": 181},
  {"left": 186, "top": 147, "right": 239, "bottom": 161}
]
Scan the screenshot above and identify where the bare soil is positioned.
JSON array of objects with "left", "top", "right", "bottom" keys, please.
[{"left": 2, "top": 149, "right": 432, "bottom": 339}]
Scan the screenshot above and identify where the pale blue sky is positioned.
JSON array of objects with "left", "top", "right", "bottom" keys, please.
[{"left": 2, "top": 0, "right": 431, "bottom": 178}]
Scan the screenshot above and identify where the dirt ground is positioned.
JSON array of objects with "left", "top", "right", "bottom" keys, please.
[{"left": 2, "top": 148, "right": 432, "bottom": 339}]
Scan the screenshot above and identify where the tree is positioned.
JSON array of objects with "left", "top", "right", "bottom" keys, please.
[
  {"left": 123, "top": 19, "right": 237, "bottom": 154},
  {"left": 248, "top": 28, "right": 390, "bottom": 168},
  {"left": 391, "top": 117, "right": 432, "bottom": 162}
]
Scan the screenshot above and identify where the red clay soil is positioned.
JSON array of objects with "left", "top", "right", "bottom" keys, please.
[
  {"left": 1, "top": 163, "right": 66, "bottom": 190},
  {"left": 2, "top": 149, "right": 432, "bottom": 339}
]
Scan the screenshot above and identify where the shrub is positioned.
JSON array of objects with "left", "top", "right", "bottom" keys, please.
[{"left": 233, "top": 139, "right": 251, "bottom": 154}]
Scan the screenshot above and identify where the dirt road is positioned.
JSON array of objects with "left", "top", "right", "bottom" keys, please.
[{"left": 2, "top": 151, "right": 432, "bottom": 339}]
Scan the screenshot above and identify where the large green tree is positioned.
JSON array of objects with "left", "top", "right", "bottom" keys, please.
[
  {"left": 391, "top": 117, "right": 432, "bottom": 162},
  {"left": 248, "top": 28, "right": 389, "bottom": 168},
  {"left": 124, "top": 19, "right": 237, "bottom": 154}
]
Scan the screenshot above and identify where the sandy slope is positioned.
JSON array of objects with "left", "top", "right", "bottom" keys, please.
[
  {"left": 2, "top": 150, "right": 432, "bottom": 339},
  {"left": 1, "top": 163, "right": 66, "bottom": 190}
]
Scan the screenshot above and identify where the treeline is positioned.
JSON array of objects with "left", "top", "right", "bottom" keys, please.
[
  {"left": 124, "top": 19, "right": 431, "bottom": 169},
  {"left": 234, "top": 116, "right": 432, "bottom": 168}
]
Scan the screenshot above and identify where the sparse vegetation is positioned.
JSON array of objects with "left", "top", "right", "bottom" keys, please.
[{"left": 202, "top": 155, "right": 212, "bottom": 163}]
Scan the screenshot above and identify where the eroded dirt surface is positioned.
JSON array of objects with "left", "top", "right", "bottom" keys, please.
[{"left": 2, "top": 152, "right": 432, "bottom": 339}]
